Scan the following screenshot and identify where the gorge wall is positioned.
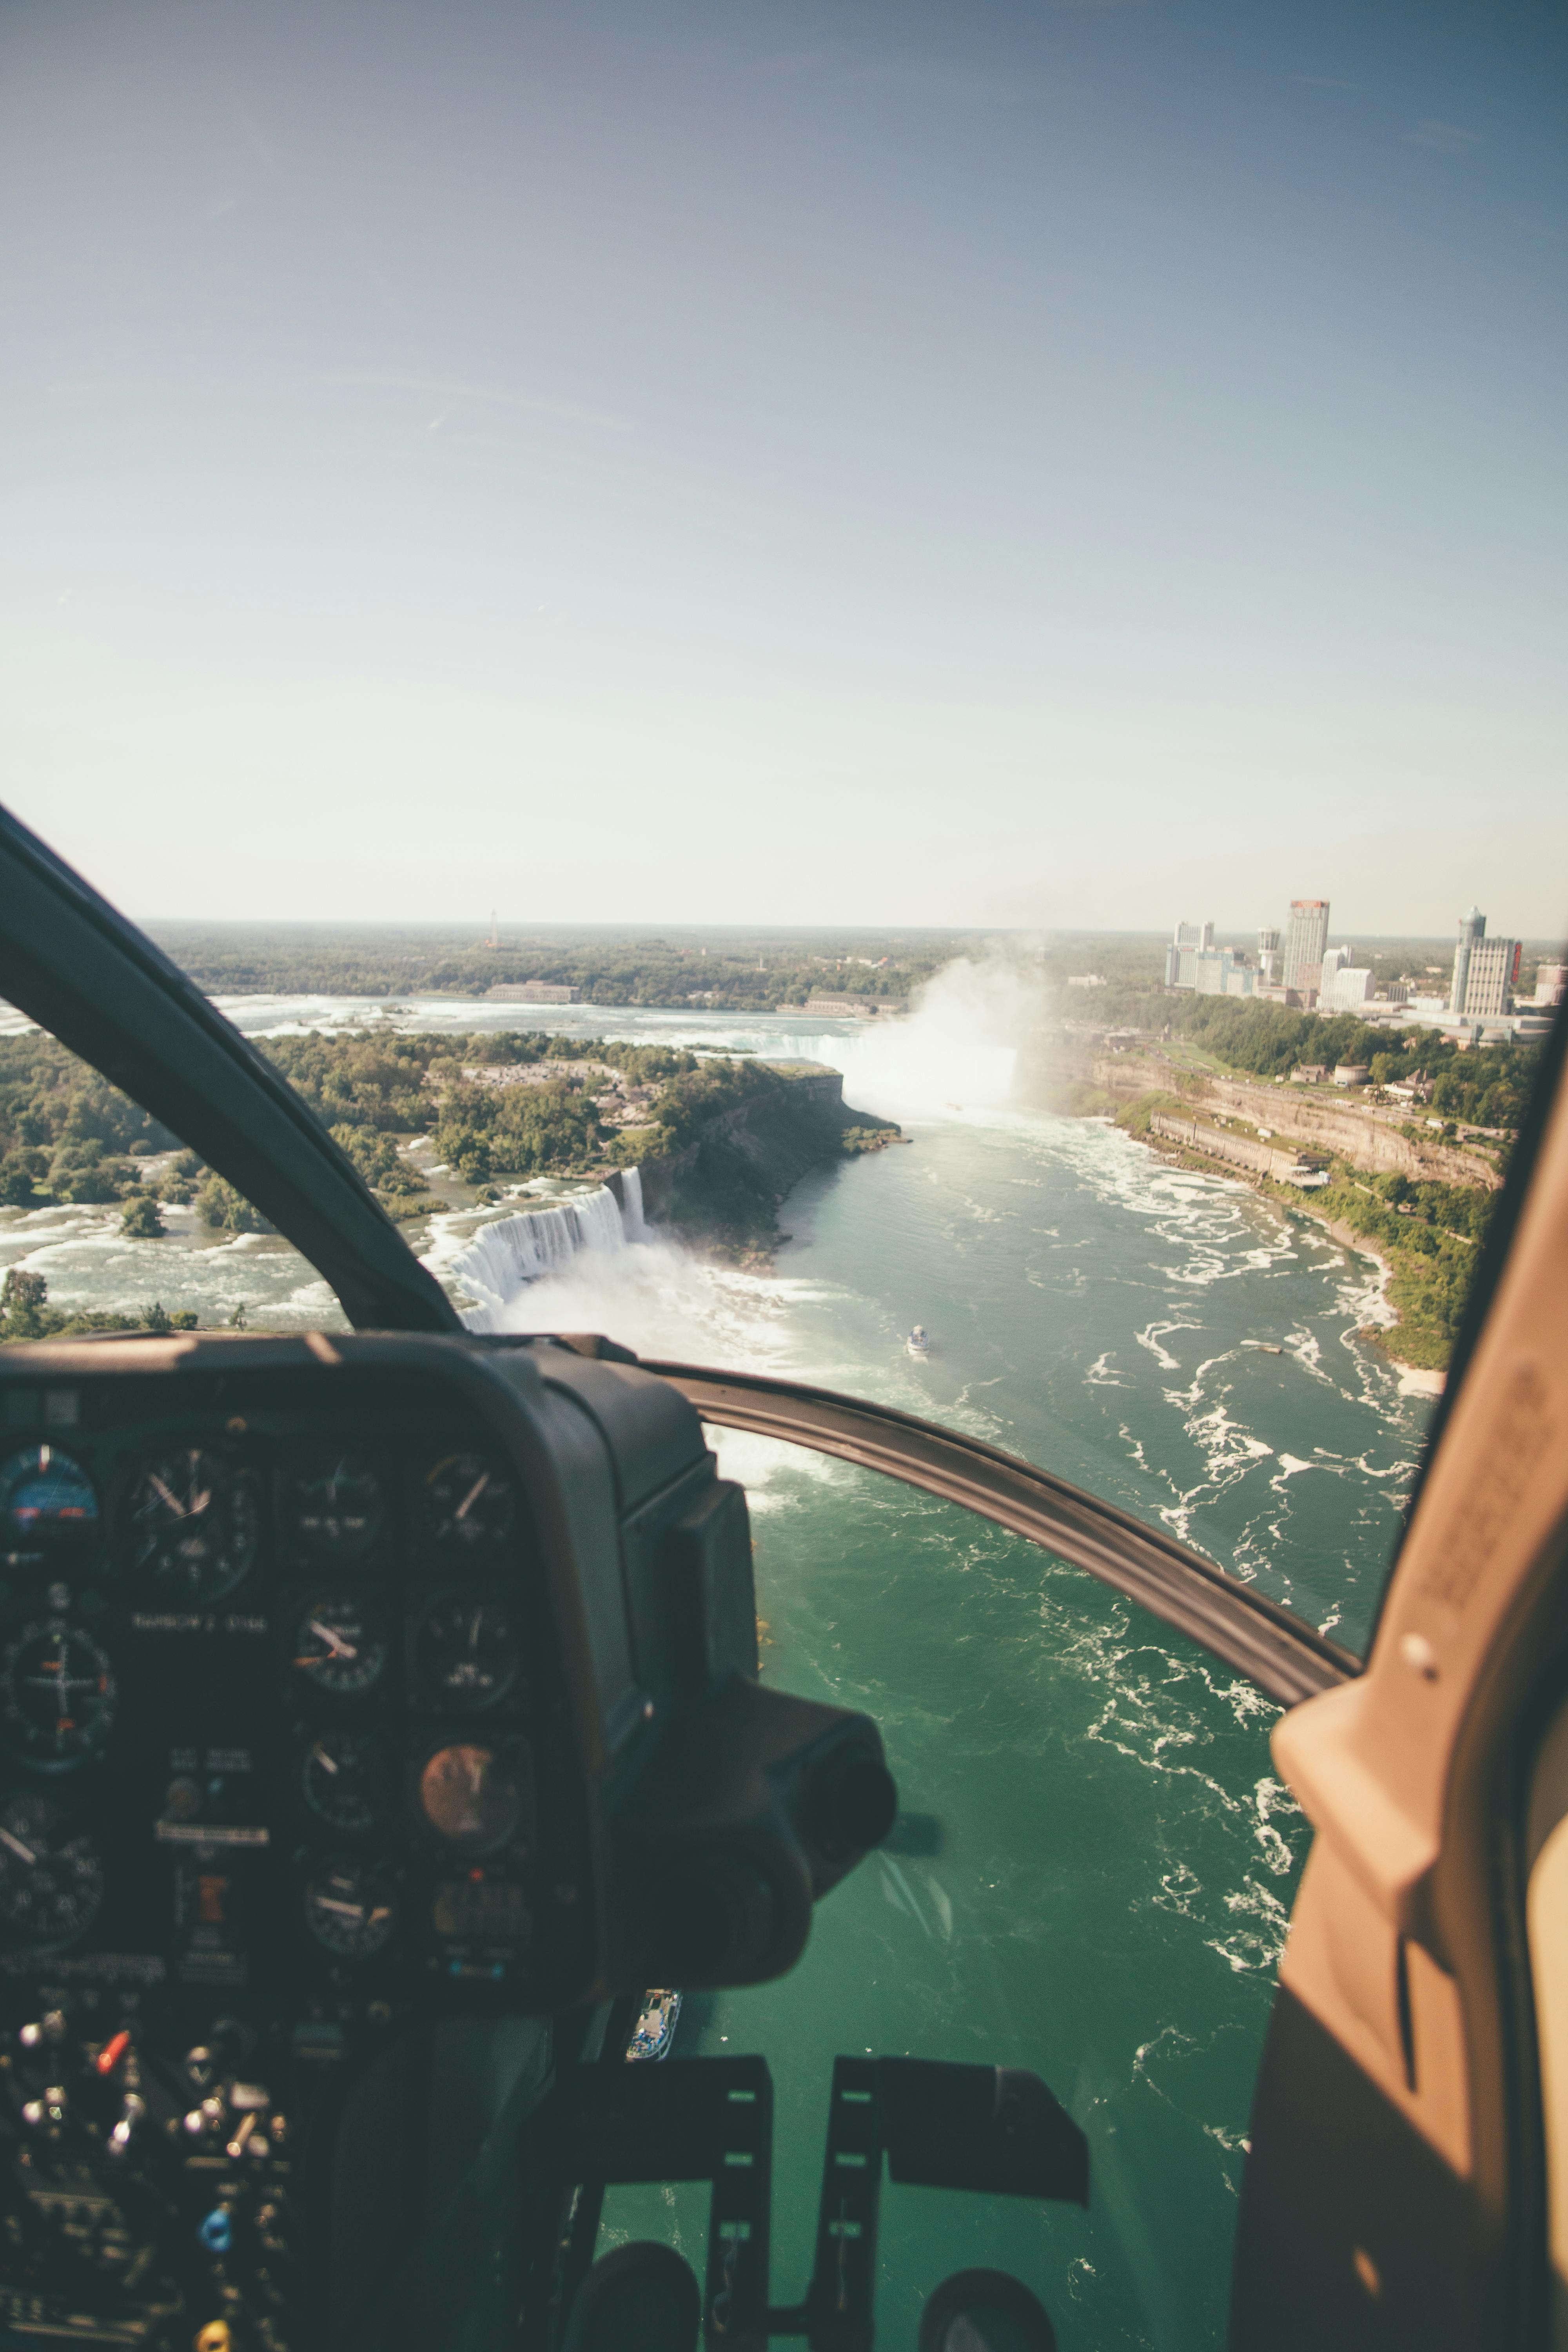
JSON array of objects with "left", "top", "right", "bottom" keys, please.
[{"left": 638, "top": 1063, "right": 894, "bottom": 1254}]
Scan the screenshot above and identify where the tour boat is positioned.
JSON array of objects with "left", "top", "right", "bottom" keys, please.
[
  {"left": 906, "top": 1325, "right": 931, "bottom": 1357},
  {"left": 626, "top": 1988, "right": 682, "bottom": 2062}
]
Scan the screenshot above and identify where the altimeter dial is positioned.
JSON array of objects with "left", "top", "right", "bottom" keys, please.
[
  {"left": 129, "top": 1450, "right": 260, "bottom": 1601},
  {"left": 420, "top": 1597, "right": 518, "bottom": 1713},
  {"left": 425, "top": 1455, "right": 515, "bottom": 1553},
  {"left": 303, "top": 1858, "right": 397, "bottom": 1960},
  {"left": 0, "top": 1621, "right": 115, "bottom": 1766},
  {"left": 287, "top": 1453, "right": 383, "bottom": 1559},
  {"left": 302, "top": 1729, "right": 390, "bottom": 1833},
  {"left": 0, "top": 1795, "right": 105, "bottom": 1949},
  {"left": 290, "top": 1598, "right": 388, "bottom": 1697}
]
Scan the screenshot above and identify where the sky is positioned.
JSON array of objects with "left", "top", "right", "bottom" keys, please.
[{"left": 2, "top": 0, "right": 1566, "bottom": 938}]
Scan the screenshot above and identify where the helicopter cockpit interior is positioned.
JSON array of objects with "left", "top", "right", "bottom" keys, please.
[{"left": 2, "top": 724, "right": 1568, "bottom": 2352}]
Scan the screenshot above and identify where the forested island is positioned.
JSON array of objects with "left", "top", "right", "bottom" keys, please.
[{"left": 0, "top": 1027, "right": 898, "bottom": 1339}]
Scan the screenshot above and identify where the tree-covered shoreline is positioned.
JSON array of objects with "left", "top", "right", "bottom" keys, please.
[{"left": 0, "top": 1027, "right": 897, "bottom": 1336}]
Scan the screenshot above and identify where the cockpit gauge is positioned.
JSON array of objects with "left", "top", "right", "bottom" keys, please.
[
  {"left": 0, "top": 1794, "right": 105, "bottom": 1949},
  {"left": 419, "top": 1742, "right": 524, "bottom": 1857},
  {"left": 301, "top": 1728, "right": 391, "bottom": 1833},
  {"left": 420, "top": 1597, "right": 519, "bottom": 1713},
  {"left": 0, "top": 1446, "right": 98, "bottom": 1570},
  {"left": 128, "top": 1450, "right": 260, "bottom": 1601},
  {"left": 424, "top": 1454, "right": 516, "bottom": 1553},
  {"left": 290, "top": 1597, "right": 388, "bottom": 1697},
  {"left": 0, "top": 1621, "right": 115, "bottom": 1766},
  {"left": 303, "top": 1857, "right": 397, "bottom": 1960},
  {"left": 286, "top": 1452, "right": 383, "bottom": 1559}
]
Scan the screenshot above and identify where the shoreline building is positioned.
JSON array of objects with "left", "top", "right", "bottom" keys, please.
[
  {"left": 485, "top": 981, "right": 581, "bottom": 1003},
  {"left": 1282, "top": 899, "right": 1330, "bottom": 999},
  {"left": 1319, "top": 945, "right": 1374, "bottom": 1012},
  {"left": 1164, "top": 919, "right": 1214, "bottom": 988}
]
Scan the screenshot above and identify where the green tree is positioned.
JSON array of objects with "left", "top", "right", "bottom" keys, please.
[
  {"left": 194, "top": 1177, "right": 271, "bottom": 1234},
  {"left": 0, "top": 1269, "right": 49, "bottom": 1339},
  {"left": 120, "top": 1192, "right": 166, "bottom": 1239}
]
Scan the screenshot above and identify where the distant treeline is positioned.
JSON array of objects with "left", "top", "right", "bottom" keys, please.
[{"left": 147, "top": 924, "right": 962, "bottom": 1011}]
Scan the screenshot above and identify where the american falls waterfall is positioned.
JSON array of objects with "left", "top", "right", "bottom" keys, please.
[{"left": 454, "top": 1178, "right": 642, "bottom": 1325}]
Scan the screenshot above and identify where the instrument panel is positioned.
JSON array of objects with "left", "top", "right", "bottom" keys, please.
[
  {"left": 0, "top": 1371, "right": 587, "bottom": 2020},
  {"left": 0, "top": 1334, "right": 756, "bottom": 2351}
]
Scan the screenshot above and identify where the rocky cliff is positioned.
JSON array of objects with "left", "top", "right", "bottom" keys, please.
[
  {"left": 1019, "top": 1030, "right": 1500, "bottom": 1190},
  {"left": 637, "top": 1062, "right": 897, "bottom": 1258}
]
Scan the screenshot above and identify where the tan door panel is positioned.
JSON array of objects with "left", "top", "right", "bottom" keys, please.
[{"left": 1272, "top": 1065, "right": 1568, "bottom": 2203}]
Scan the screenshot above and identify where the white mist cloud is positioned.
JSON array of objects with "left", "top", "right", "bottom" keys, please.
[{"left": 829, "top": 948, "right": 1051, "bottom": 1119}]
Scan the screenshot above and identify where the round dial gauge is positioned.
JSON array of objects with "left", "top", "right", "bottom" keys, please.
[
  {"left": 287, "top": 1454, "right": 383, "bottom": 1559},
  {"left": 421, "top": 1597, "right": 518, "bottom": 1714},
  {"left": 303, "top": 1858, "right": 397, "bottom": 1960},
  {"left": 425, "top": 1455, "right": 515, "bottom": 1553},
  {"left": 302, "top": 1729, "right": 391, "bottom": 1833},
  {"left": 0, "top": 1622, "right": 115, "bottom": 1766},
  {"left": 290, "top": 1598, "right": 388, "bottom": 1697},
  {"left": 128, "top": 1451, "right": 259, "bottom": 1602},
  {"left": 419, "top": 1743, "right": 523, "bottom": 1856},
  {"left": 0, "top": 1447, "right": 98, "bottom": 1570},
  {"left": 0, "top": 1795, "right": 105, "bottom": 1949}
]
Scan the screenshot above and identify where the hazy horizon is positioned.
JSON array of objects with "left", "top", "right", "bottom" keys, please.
[{"left": 4, "top": 0, "right": 1565, "bottom": 936}]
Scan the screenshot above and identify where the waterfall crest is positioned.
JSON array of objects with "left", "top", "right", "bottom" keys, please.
[{"left": 454, "top": 1177, "right": 643, "bottom": 1322}]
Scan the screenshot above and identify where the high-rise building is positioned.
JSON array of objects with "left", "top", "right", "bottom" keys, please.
[
  {"left": 1449, "top": 909, "right": 1521, "bottom": 1019},
  {"left": 1257, "top": 926, "right": 1281, "bottom": 985},
  {"left": 1461, "top": 937, "right": 1521, "bottom": 1020},
  {"left": 1451, "top": 907, "right": 1486, "bottom": 1015},
  {"left": 1166, "top": 921, "right": 1212, "bottom": 989},
  {"left": 1283, "top": 900, "right": 1329, "bottom": 995},
  {"left": 1319, "top": 945, "right": 1348, "bottom": 1001}
]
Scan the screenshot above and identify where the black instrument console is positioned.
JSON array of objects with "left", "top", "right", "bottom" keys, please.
[{"left": 0, "top": 1333, "right": 894, "bottom": 2352}]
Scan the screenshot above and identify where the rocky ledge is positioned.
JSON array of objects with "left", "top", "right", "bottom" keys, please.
[{"left": 636, "top": 1061, "right": 900, "bottom": 1261}]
